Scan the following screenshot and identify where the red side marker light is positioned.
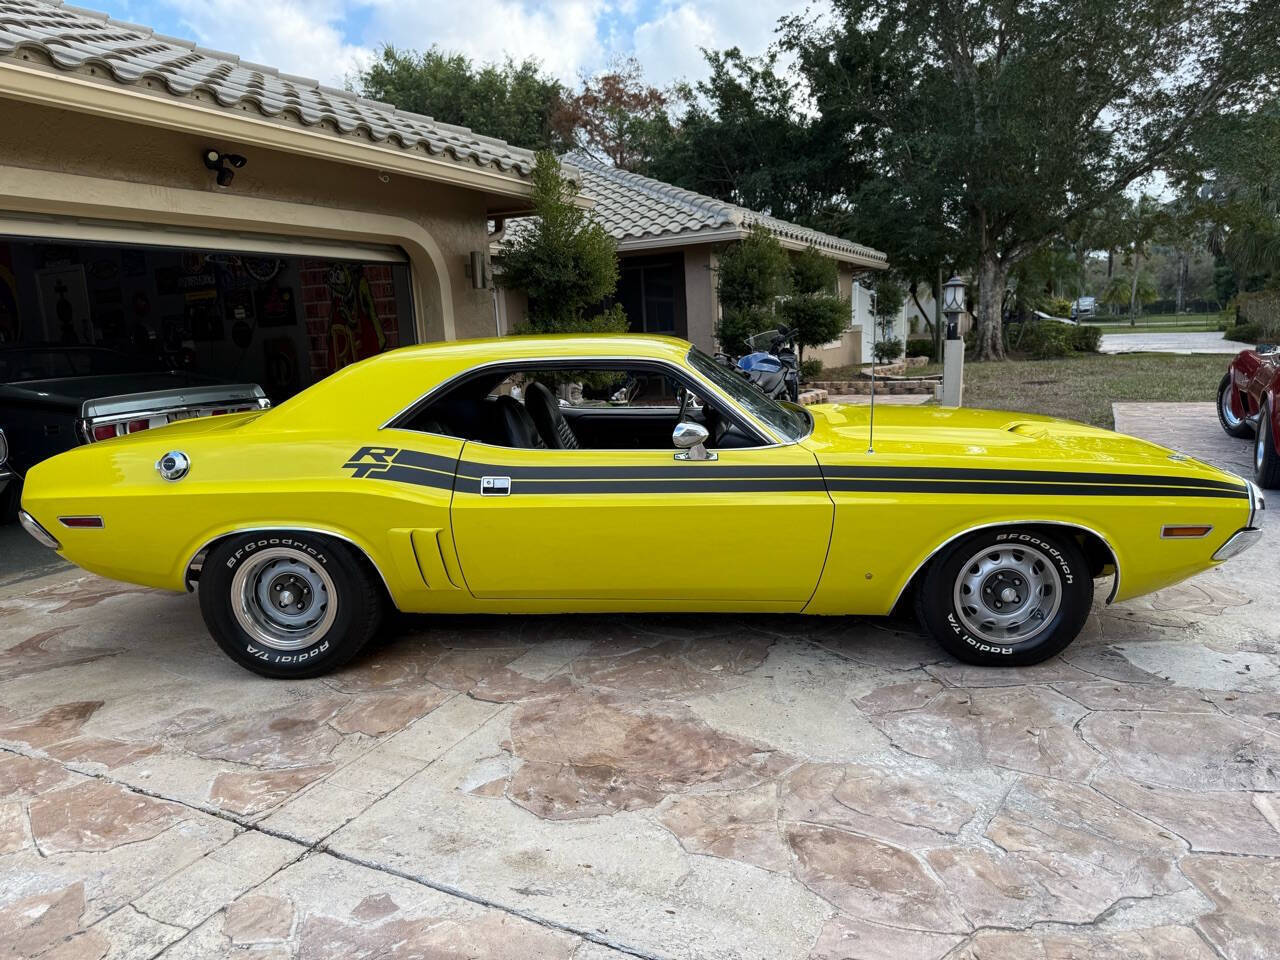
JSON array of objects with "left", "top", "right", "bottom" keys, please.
[{"left": 59, "top": 516, "right": 105, "bottom": 528}]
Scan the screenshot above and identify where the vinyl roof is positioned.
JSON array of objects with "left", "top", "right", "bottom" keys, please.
[{"left": 0, "top": 0, "right": 539, "bottom": 181}]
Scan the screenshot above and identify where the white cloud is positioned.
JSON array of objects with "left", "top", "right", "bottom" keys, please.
[
  {"left": 162, "top": 0, "right": 372, "bottom": 86},
  {"left": 359, "top": 0, "right": 610, "bottom": 83}
]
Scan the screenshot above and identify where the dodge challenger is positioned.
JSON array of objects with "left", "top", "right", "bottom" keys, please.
[{"left": 19, "top": 335, "right": 1265, "bottom": 678}]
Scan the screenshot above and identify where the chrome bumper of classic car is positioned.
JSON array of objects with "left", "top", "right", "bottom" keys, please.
[
  {"left": 18, "top": 510, "right": 61, "bottom": 551},
  {"left": 0, "top": 426, "right": 9, "bottom": 496},
  {"left": 75, "top": 384, "right": 271, "bottom": 443},
  {"left": 1213, "top": 481, "right": 1265, "bottom": 562}
]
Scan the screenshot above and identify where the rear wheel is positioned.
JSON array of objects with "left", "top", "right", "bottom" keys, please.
[
  {"left": 1254, "top": 398, "right": 1280, "bottom": 490},
  {"left": 1218, "top": 373, "right": 1254, "bottom": 439},
  {"left": 198, "top": 531, "right": 384, "bottom": 678},
  {"left": 915, "top": 527, "right": 1093, "bottom": 666}
]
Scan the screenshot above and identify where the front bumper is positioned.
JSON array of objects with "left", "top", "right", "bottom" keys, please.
[
  {"left": 18, "top": 510, "right": 61, "bottom": 551},
  {"left": 1213, "top": 480, "right": 1265, "bottom": 562}
]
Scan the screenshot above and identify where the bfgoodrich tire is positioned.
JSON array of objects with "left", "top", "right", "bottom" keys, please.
[
  {"left": 198, "top": 531, "right": 384, "bottom": 678},
  {"left": 915, "top": 527, "right": 1094, "bottom": 666},
  {"left": 1218, "top": 373, "right": 1254, "bottom": 439}
]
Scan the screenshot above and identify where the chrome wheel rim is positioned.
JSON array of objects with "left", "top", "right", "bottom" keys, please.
[
  {"left": 953, "top": 543, "right": 1062, "bottom": 645},
  {"left": 1221, "top": 384, "right": 1244, "bottom": 429},
  {"left": 230, "top": 547, "right": 337, "bottom": 651}
]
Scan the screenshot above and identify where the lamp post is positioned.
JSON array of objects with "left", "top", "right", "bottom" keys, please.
[{"left": 941, "top": 275, "right": 966, "bottom": 407}]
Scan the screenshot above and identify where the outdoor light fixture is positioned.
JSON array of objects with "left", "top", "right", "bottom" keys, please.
[
  {"left": 942, "top": 275, "right": 966, "bottom": 340},
  {"left": 202, "top": 148, "right": 247, "bottom": 188}
]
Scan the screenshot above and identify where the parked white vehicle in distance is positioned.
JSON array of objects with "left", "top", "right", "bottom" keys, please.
[{"left": 1071, "top": 297, "right": 1097, "bottom": 321}]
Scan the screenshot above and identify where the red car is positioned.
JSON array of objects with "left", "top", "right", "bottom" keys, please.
[{"left": 1219, "top": 348, "right": 1280, "bottom": 488}]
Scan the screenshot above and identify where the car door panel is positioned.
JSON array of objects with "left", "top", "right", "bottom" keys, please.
[
  {"left": 450, "top": 442, "right": 834, "bottom": 602},
  {"left": 559, "top": 406, "right": 680, "bottom": 448}
]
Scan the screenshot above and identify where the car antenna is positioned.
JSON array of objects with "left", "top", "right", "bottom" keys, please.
[{"left": 867, "top": 284, "right": 877, "bottom": 455}]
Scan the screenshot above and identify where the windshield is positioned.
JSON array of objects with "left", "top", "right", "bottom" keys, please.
[{"left": 686, "top": 346, "right": 809, "bottom": 443}]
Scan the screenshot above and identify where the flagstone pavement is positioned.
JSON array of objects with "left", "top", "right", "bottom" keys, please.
[{"left": 0, "top": 402, "right": 1276, "bottom": 959}]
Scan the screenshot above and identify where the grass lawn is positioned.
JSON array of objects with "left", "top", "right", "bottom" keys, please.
[
  {"left": 819, "top": 353, "right": 1229, "bottom": 429},
  {"left": 916, "top": 353, "right": 1228, "bottom": 428}
]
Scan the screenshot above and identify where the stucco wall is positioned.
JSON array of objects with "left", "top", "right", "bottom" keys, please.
[
  {"left": 682, "top": 244, "right": 718, "bottom": 353},
  {"left": 0, "top": 98, "right": 504, "bottom": 343}
]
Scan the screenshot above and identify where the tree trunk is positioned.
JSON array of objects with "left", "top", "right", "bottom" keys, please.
[
  {"left": 974, "top": 252, "right": 1008, "bottom": 361},
  {"left": 1175, "top": 251, "right": 1188, "bottom": 314},
  {"left": 1128, "top": 248, "right": 1143, "bottom": 327}
]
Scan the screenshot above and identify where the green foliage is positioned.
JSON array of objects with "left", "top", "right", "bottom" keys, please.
[
  {"left": 717, "top": 228, "right": 791, "bottom": 313},
  {"left": 716, "top": 305, "right": 773, "bottom": 357},
  {"left": 780, "top": 293, "right": 850, "bottom": 354},
  {"left": 872, "top": 337, "right": 904, "bottom": 362},
  {"left": 1016, "top": 320, "right": 1102, "bottom": 359},
  {"left": 800, "top": 358, "right": 825, "bottom": 382},
  {"left": 1018, "top": 321, "right": 1074, "bottom": 359},
  {"left": 873, "top": 278, "right": 905, "bottom": 321},
  {"left": 1232, "top": 321, "right": 1263, "bottom": 343},
  {"left": 1070, "top": 325, "right": 1103, "bottom": 353},
  {"left": 791, "top": 246, "right": 839, "bottom": 295},
  {"left": 356, "top": 46, "right": 568, "bottom": 151},
  {"left": 906, "top": 337, "right": 935, "bottom": 358},
  {"left": 494, "top": 153, "right": 627, "bottom": 334}
]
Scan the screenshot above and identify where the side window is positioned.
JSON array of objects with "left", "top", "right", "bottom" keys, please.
[{"left": 402, "top": 363, "right": 766, "bottom": 451}]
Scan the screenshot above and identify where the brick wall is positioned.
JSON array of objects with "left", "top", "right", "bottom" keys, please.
[{"left": 299, "top": 260, "right": 403, "bottom": 379}]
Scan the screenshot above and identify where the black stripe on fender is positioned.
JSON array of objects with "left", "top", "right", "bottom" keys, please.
[
  {"left": 457, "top": 462, "right": 822, "bottom": 480},
  {"left": 821, "top": 464, "right": 1246, "bottom": 493},
  {"left": 454, "top": 476, "right": 829, "bottom": 495},
  {"left": 822, "top": 479, "right": 1248, "bottom": 499},
  {"left": 348, "top": 464, "right": 455, "bottom": 491}
]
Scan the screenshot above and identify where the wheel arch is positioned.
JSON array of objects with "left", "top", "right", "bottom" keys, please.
[
  {"left": 185, "top": 525, "right": 395, "bottom": 606},
  {"left": 892, "top": 519, "right": 1121, "bottom": 612}
]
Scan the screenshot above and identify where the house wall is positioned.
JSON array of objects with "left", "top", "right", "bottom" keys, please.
[
  {"left": 682, "top": 244, "right": 718, "bottom": 353},
  {"left": 0, "top": 98, "right": 505, "bottom": 344}
]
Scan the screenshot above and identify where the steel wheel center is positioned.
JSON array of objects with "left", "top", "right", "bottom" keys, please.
[{"left": 953, "top": 543, "right": 1063, "bottom": 646}]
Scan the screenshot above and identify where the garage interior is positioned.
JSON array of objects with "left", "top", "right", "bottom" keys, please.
[{"left": 0, "top": 229, "right": 417, "bottom": 403}]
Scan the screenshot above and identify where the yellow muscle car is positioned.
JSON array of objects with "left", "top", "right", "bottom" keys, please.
[{"left": 18, "top": 335, "right": 1265, "bottom": 678}]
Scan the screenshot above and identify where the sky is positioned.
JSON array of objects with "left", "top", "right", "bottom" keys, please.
[{"left": 94, "top": 0, "right": 824, "bottom": 90}]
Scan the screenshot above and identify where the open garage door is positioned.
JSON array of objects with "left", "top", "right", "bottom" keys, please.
[{"left": 0, "top": 215, "right": 415, "bottom": 402}]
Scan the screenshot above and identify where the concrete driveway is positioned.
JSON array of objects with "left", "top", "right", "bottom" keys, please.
[
  {"left": 2, "top": 406, "right": 1278, "bottom": 960},
  {"left": 1099, "top": 330, "right": 1250, "bottom": 354}
]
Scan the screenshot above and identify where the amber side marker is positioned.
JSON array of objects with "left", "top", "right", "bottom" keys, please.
[
  {"left": 59, "top": 516, "right": 104, "bottom": 528},
  {"left": 1161, "top": 525, "right": 1213, "bottom": 538}
]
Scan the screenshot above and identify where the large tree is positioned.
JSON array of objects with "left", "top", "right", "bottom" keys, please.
[
  {"left": 355, "top": 46, "right": 568, "bottom": 152},
  {"left": 553, "top": 57, "right": 675, "bottom": 170},
  {"left": 782, "top": 0, "right": 1280, "bottom": 359}
]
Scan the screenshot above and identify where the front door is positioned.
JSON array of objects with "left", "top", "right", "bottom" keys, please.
[{"left": 450, "top": 441, "right": 833, "bottom": 602}]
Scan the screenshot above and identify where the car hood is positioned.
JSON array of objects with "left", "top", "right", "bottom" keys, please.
[{"left": 801, "top": 402, "right": 1246, "bottom": 486}]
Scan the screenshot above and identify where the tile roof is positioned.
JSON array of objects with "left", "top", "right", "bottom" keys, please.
[
  {"left": 570, "top": 155, "right": 887, "bottom": 267},
  {"left": 0, "top": 0, "right": 538, "bottom": 181}
]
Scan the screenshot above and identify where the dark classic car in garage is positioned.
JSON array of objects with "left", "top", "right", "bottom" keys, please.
[{"left": 0, "top": 344, "right": 267, "bottom": 515}]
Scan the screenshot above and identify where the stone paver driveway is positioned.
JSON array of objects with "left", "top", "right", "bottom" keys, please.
[
  {"left": 1099, "top": 330, "right": 1250, "bottom": 354},
  {"left": 1, "top": 404, "right": 1277, "bottom": 960}
]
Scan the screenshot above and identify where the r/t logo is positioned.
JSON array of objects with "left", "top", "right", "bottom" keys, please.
[{"left": 343, "top": 446, "right": 400, "bottom": 478}]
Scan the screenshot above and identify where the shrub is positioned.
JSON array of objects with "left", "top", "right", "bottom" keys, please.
[
  {"left": 495, "top": 152, "right": 628, "bottom": 334},
  {"left": 1232, "top": 321, "right": 1262, "bottom": 344},
  {"left": 716, "top": 304, "right": 772, "bottom": 357},
  {"left": 1069, "top": 325, "right": 1102, "bottom": 353},
  {"left": 800, "top": 358, "right": 824, "bottom": 382},
  {"left": 873, "top": 337, "right": 904, "bottom": 362},
  {"left": 906, "top": 337, "right": 935, "bottom": 358},
  {"left": 1019, "top": 319, "right": 1074, "bottom": 358}
]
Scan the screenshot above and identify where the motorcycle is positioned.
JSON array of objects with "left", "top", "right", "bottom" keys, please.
[{"left": 717, "top": 326, "right": 800, "bottom": 402}]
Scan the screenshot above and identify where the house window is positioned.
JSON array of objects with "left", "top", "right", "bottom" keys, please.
[{"left": 616, "top": 254, "right": 686, "bottom": 337}]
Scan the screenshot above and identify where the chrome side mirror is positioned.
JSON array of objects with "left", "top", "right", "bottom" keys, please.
[{"left": 673, "top": 421, "right": 716, "bottom": 461}]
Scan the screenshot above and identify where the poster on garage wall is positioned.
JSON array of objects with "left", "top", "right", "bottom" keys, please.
[{"left": 35, "top": 264, "right": 92, "bottom": 343}]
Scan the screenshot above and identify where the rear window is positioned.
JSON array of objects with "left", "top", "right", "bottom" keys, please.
[{"left": 0, "top": 349, "right": 154, "bottom": 383}]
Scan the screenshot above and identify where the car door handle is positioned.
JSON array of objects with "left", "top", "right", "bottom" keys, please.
[{"left": 480, "top": 476, "right": 511, "bottom": 496}]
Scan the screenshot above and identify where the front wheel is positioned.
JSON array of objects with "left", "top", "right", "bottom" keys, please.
[
  {"left": 1218, "top": 373, "right": 1254, "bottom": 439},
  {"left": 915, "top": 528, "right": 1094, "bottom": 666},
  {"left": 198, "top": 531, "right": 384, "bottom": 678},
  {"left": 1254, "top": 398, "right": 1280, "bottom": 489}
]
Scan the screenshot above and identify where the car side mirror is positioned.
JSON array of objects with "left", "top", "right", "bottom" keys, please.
[{"left": 673, "top": 421, "right": 716, "bottom": 461}]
